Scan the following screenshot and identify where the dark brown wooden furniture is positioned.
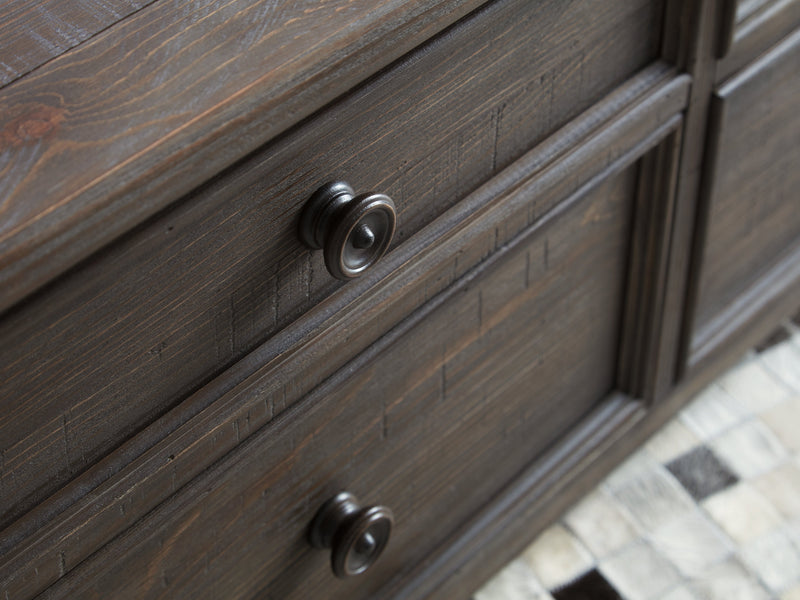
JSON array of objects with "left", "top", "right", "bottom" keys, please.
[{"left": 1, "top": 1, "right": 798, "bottom": 598}]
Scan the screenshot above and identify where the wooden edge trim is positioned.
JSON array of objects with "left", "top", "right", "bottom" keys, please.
[
  {"left": 717, "top": 0, "right": 738, "bottom": 58},
  {"left": 0, "top": 66, "right": 689, "bottom": 599},
  {"left": 717, "top": 0, "right": 800, "bottom": 81},
  {"left": 673, "top": 87, "right": 726, "bottom": 381},
  {"left": 617, "top": 127, "right": 684, "bottom": 402},
  {"left": 735, "top": 0, "right": 800, "bottom": 33},
  {"left": 718, "top": 24, "right": 800, "bottom": 97}
]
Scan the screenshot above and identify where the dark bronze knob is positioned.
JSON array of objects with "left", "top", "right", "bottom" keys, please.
[
  {"left": 308, "top": 491, "right": 394, "bottom": 578},
  {"left": 298, "top": 182, "right": 396, "bottom": 280}
]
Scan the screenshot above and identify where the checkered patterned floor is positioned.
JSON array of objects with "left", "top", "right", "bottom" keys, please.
[{"left": 475, "top": 315, "right": 800, "bottom": 600}]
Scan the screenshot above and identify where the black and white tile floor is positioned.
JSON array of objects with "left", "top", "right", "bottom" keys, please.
[{"left": 475, "top": 315, "right": 800, "bottom": 600}]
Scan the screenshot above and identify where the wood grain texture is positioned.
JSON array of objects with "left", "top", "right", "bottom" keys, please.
[
  {"left": 430, "top": 259, "right": 800, "bottom": 600},
  {"left": 718, "top": 0, "right": 800, "bottom": 80},
  {"left": 36, "top": 162, "right": 641, "bottom": 600},
  {"left": 0, "top": 1, "right": 796, "bottom": 598},
  {"left": 401, "top": 394, "right": 645, "bottom": 600},
  {"left": 406, "top": 104, "right": 685, "bottom": 600},
  {"left": 0, "top": 0, "right": 489, "bottom": 313},
  {"left": 689, "top": 27, "right": 800, "bottom": 364},
  {"left": 0, "top": 0, "right": 666, "bottom": 529},
  {"left": 0, "top": 68, "right": 688, "bottom": 600},
  {"left": 0, "top": 0, "right": 157, "bottom": 88}
]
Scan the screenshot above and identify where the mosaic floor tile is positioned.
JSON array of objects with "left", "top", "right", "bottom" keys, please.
[
  {"left": 717, "top": 359, "right": 792, "bottom": 414},
  {"left": 665, "top": 445, "right": 738, "bottom": 502},
  {"left": 562, "top": 489, "right": 638, "bottom": 559},
  {"left": 739, "top": 528, "right": 800, "bottom": 592},
  {"left": 760, "top": 340, "right": 800, "bottom": 394},
  {"left": 753, "top": 462, "right": 800, "bottom": 520},
  {"left": 687, "top": 559, "right": 771, "bottom": 600},
  {"left": 788, "top": 519, "right": 800, "bottom": 548},
  {"left": 701, "top": 482, "right": 783, "bottom": 544},
  {"left": 521, "top": 524, "right": 594, "bottom": 590},
  {"left": 551, "top": 569, "right": 620, "bottom": 600},
  {"left": 782, "top": 584, "right": 800, "bottom": 600},
  {"left": 646, "top": 509, "right": 732, "bottom": 577},
  {"left": 762, "top": 397, "right": 800, "bottom": 453},
  {"left": 473, "top": 559, "right": 554, "bottom": 600},
  {"left": 659, "top": 586, "right": 699, "bottom": 600},
  {"left": 604, "top": 463, "right": 695, "bottom": 533},
  {"left": 598, "top": 542, "right": 679, "bottom": 600},
  {"left": 710, "top": 419, "right": 787, "bottom": 479},
  {"left": 602, "top": 451, "right": 662, "bottom": 491},
  {"left": 643, "top": 419, "right": 700, "bottom": 463},
  {"left": 678, "top": 382, "right": 749, "bottom": 440}
]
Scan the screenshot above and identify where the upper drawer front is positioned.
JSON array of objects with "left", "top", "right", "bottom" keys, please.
[
  {"left": 46, "top": 159, "right": 644, "bottom": 600},
  {"left": 0, "top": 0, "right": 666, "bottom": 527},
  {"left": 718, "top": 0, "right": 800, "bottom": 81},
  {"left": 689, "top": 28, "right": 800, "bottom": 365}
]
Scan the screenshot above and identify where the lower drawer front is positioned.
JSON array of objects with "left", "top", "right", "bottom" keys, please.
[
  {"left": 59, "top": 165, "right": 639, "bottom": 599},
  {"left": 689, "top": 28, "right": 800, "bottom": 363}
]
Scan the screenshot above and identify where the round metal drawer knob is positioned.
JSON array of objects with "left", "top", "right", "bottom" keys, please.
[
  {"left": 298, "top": 181, "right": 396, "bottom": 280},
  {"left": 308, "top": 491, "right": 394, "bottom": 578}
]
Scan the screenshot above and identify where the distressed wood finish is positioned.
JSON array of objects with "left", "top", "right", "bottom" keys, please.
[
  {"left": 0, "top": 0, "right": 158, "bottom": 88},
  {"left": 3, "top": 0, "right": 800, "bottom": 598},
  {"left": 0, "top": 0, "right": 490, "bottom": 313},
  {"left": 688, "top": 27, "right": 800, "bottom": 367},
  {"left": 39, "top": 163, "right": 643, "bottom": 600},
  {"left": 717, "top": 0, "right": 800, "bottom": 80},
  {"left": 0, "top": 69, "right": 688, "bottom": 600},
  {"left": 0, "top": 0, "right": 666, "bottom": 528}
]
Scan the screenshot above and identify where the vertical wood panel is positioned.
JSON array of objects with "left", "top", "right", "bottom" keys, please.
[{"left": 690, "top": 28, "right": 800, "bottom": 361}]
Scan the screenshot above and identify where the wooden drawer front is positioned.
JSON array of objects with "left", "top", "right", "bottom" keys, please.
[
  {"left": 718, "top": 0, "right": 800, "bottom": 81},
  {"left": 0, "top": 0, "right": 665, "bottom": 527},
  {"left": 689, "top": 28, "right": 800, "bottom": 366},
  {"left": 0, "top": 68, "right": 687, "bottom": 600},
  {"left": 45, "top": 162, "right": 641, "bottom": 600}
]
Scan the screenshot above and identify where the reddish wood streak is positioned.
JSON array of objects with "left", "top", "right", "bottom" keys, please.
[{"left": 0, "top": 104, "right": 65, "bottom": 149}]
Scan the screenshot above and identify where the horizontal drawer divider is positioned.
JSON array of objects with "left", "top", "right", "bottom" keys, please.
[{"left": 0, "top": 63, "right": 689, "bottom": 599}]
